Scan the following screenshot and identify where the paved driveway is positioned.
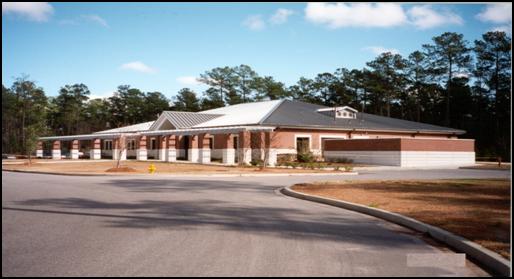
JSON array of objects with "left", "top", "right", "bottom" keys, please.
[{"left": 2, "top": 169, "right": 507, "bottom": 276}]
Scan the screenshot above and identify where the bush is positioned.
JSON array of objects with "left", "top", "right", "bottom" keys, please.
[
  {"left": 344, "top": 165, "right": 354, "bottom": 172},
  {"left": 277, "top": 154, "right": 296, "bottom": 164},
  {"left": 290, "top": 162, "right": 299, "bottom": 169},
  {"left": 250, "top": 159, "right": 263, "bottom": 166},
  {"left": 297, "top": 151, "right": 315, "bottom": 163},
  {"left": 330, "top": 157, "right": 354, "bottom": 164}
]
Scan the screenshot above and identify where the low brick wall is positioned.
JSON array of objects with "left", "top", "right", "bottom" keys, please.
[{"left": 323, "top": 138, "right": 475, "bottom": 167}]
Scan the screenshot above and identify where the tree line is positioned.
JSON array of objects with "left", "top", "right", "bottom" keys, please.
[{"left": 2, "top": 31, "right": 511, "bottom": 160}]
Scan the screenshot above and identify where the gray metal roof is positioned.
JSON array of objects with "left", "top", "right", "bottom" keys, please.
[
  {"left": 150, "top": 111, "right": 222, "bottom": 130},
  {"left": 94, "top": 121, "right": 155, "bottom": 134},
  {"left": 261, "top": 100, "right": 465, "bottom": 134}
]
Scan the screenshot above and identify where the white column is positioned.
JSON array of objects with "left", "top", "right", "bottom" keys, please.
[
  {"left": 52, "top": 149, "right": 61, "bottom": 160},
  {"left": 137, "top": 136, "right": 147, "bottom": 161},
  {"left": 238, "top": 131, "right": 251, "bottom": 165},
  {"left": 200, "top": 148, "right": 211, "bottom": 164},
  {"left": 71, "top": 149, "right": 79, "bottom": 159},
  {"left": 52, "top": 140, "right": 61, "bottom": 160},
  {"left": 137, "top": 149, "right": 147, "bottom": 161},
  {"left": 240, "top": 148, "right": 252, "bottom": 164},
  {"left": 90, "top": 150, "right": 101, "bottom": 160},
  {"left": 222, "top": 149, "right": 235, "bottom": 165},
  {"left": 70, "top": 140, "right": 79, "bottom": 160},
  {"left": 266, "top": 149, "right": 277, "bottom": 167},
  {"left": 90, "top": 139, "right": 101, "bottom": 160},
  {"left": 188, "top": 135, "right": 200, "bottom": 163},
  {"left": 199, "top": 134, "right": 211, "bottom": 164},
  {"left": 188, "top": 148, "right": 199, "bottom": 163},
  {"left": 167, "top": 148, "right": 176, "bottom": 162},
  {"left": 36, "top": 141, "right": 43, "bottom": 158}
]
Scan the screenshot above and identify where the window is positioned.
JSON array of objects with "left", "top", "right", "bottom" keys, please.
[
  {"left": 150, "top": 138, "right": 157, "bottom": 150},
  {"left": 127, "top": 139, "right": 136, "bottom": 150},
  {"left": 104, "top": 140, "right": 113, "bottom": 150},
  {"left": 296, "top": 137, "right": 310, "bottom": 153}
]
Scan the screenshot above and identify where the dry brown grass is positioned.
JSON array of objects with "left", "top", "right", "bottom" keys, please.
[
  {"left": 461, "top": 162, "right": 511, "bottom": 170},
  {"left": 292, "top": 179, "right": 511, "bottom": 259},
  {"left": 1, "top": 159, "right": 341, "bottom": 174}
]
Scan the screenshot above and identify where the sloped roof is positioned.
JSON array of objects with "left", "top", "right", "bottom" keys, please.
[
  {"left": 261, "top": 100, "right": 465, "bottom": 134},
  {"left": 150, "top": 111, "right": 222, "bottom": 130},
  {"left": 194, "top": 99, "right": 284, "bottom": 128},
  {"left": 93, "top": 99, "right": 464, "bottom": 135},
  {"left": 94, "top": 121, "right": 155, "bottom": 134}
]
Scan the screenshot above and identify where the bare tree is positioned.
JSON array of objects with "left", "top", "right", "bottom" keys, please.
[
  {"left": 249, "top": 130, "right": 278, "bottom": 169},
  {"left": 115, "top": 134, "right": 127, "bottom": 169}
]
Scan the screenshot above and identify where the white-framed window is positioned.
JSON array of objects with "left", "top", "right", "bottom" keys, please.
[{"left": 294, "top": 134, "right": 312, "bottom": 153}]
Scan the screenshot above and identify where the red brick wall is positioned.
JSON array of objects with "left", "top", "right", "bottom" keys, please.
[
  {"left": 324, "top": 138, "right": 474, "bottom": 152},
  {"left": 270, "top": 128, "right": 453, "bottom": 150}
]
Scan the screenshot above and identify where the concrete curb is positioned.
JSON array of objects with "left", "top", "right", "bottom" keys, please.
[
  {"left": 2, "top": 169, "right": 358, "bottom": 178},
  {"left": 2, "top": 169, "right": 111, "bottom": 176},
  {"left": 281, "top": 186, "right": 511, "bottom": 277}
]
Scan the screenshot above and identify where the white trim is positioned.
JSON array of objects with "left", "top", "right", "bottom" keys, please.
[
  {"left": 294, "top": 134, "right": 312, "bottom": 152},
  {"left": 319, "top": 134, "right": 347, "bottom": 145}
]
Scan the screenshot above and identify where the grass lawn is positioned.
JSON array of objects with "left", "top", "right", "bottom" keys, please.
[
  {"left": 292, "top": 179, "right": 511, "bottom": 259},
  {"left": 1, "top": 159, "right": 349, "bottom": 174}
]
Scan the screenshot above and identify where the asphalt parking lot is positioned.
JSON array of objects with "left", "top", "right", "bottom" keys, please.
[{"left": 3, "top": 168, "right": 507, "bottom": 276}]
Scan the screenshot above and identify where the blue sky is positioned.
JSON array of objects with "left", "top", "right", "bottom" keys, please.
[{"left": 2, "top": 3, "right": 512, "bottom": 100}]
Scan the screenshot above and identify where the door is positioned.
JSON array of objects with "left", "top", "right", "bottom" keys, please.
[
  {"left": 233, "top": 136, "right": 238, "bottom": 163},
  {"left": 183, "top": 135, "right": 189, "bottom": 160}
]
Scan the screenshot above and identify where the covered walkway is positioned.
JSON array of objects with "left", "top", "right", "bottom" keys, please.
[{"left": 38, "top": 126, "right": 277, "bottom": 166}]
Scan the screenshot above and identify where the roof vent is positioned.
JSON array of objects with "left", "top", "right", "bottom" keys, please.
[{"left": 317, "top": 106, "right": 358, "bottom": 119}]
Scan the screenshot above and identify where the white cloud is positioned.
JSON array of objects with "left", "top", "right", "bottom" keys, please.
[
  {"left": 81, "top": 14, "right": 109, "bottom": 28},
  {"left": 89, "top": 91, "right": 115, "bottom": 100},
  {"left": 243, "top": 15, "right": 266, "bottom": 30},
  {"left": 119, "top": 61, "right": 157, "bottom": 74},
  {"left": 176, "top": 76, "right": 201, "bottom": 86},
  {"left": 363, "top": 46, "right": 400, "bottom": 55},
  {"left": 305, "top": 3, "right": 407, "bottom": 29},
  {"left": 408, "top": 5, "right": 463, "bottom": 29},
  {"left": 476, "top": 3, "right": 512, "bottom": 24},
  {"left": 270, "top": 8, "right": 294, "bottom": 25},
  {"left": 2, "top": 2, "right": 54, "bottom": 22}
]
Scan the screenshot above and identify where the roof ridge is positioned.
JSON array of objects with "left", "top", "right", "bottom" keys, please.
[
  {"left": 163, "top": 110, "right": 222, "bottom": 115},
  {"left": 258, "top": 99, "right": 285, "bottom": 124}
]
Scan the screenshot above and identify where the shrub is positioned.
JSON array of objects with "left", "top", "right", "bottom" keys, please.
[
  {"left": 336, "top": 157, "right": 354, "bottom": 164},
  {"left": 344, "top": 165, "right": 354, "bottom": 172},
  {"left": 250, "top": 159, "right": 263, "bottom": 166},
  {"left": 277, "top": 154, "right": 296, "bottom": 164},
  {"left": 297, "top": 151, "right": 315, "bottom": 163}
]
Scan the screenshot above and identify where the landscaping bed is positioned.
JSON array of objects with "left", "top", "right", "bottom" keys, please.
[
  {"left": 1, "top": 159, "right": 355, "bottom": 175},
  {"left": 292, "top": 179, "right": 511, "bottom": 259}
]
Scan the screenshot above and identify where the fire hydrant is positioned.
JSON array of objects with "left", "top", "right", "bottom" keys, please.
[{"left": 148, "top": 163, "right": 156, "bottom": 174}]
